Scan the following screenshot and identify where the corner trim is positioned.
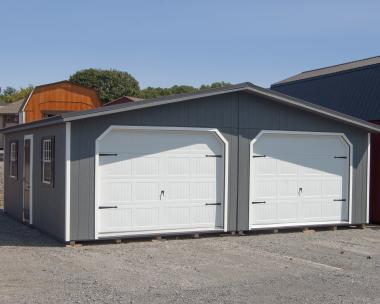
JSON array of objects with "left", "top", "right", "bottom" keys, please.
[
  {"left": 23, "top": 134, "right": 33, "bottom": 224},
  {"left": 65, "top": 122, "right": 71, "bottom": 241},
  {"left": 367, "top": 133, "right": 371, "bottom": 223}
]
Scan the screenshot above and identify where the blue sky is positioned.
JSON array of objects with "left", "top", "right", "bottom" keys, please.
[{"left": 1, "top": 0, "right": 379, "bottom": 90}]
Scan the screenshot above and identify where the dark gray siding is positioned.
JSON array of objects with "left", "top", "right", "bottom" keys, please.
[
  {"left": 271, "top": 64, "right": 380, "bottom": 121},
  {"left": 4, "top": 124, "right": 66, "bottom": 241},
  {"left": 70, "top": 92, "right": 369, "bottom": 240},
  {"left": 70, "top": 93, "right": 239, "bottom": 240}
]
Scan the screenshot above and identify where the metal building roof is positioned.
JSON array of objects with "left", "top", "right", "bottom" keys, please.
[
  {"left": 3, "top": 82, "right": 380, "bottom": 133},
  {"left": 273, "top": 55, "right": 380, "bottom": 86},
  {"left": 271, "top": 56, "right": 380, "bottom": 121},
  {"left": 0, "top": 99, "right": 25, "bottom": 114}
]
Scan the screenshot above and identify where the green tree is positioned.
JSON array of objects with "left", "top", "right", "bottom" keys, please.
[
  {"left": 138, "top": 82, "right": 230, "bottom": 99},
  {"left": 69, "top": 68, "right": 140, "bottom": 103},
  {"left": 139, "top": 85, "right": 198, "bottom": 99},
  {"left": 199, "top": 81, "right": 231, "bottom": 90},
  {"left": 0, "top": 85, "right": 33, "bottom": 103}
]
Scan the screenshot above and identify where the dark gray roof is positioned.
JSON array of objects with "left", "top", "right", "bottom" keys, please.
[
  {"left": 3, "top": 82, "right": 380, "bottom": 134},
  {"left": 273, "top": 55, "right": 380, "bottom": 86},
  {"left": 271, "top": 57, "right": 380, "bottom": 121},
  {"left": 0, "top": 99, "right": 25, "bottom": 114}
]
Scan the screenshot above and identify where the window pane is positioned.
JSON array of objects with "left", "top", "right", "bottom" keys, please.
[{"left": 43, "top": 162, "right": 51, "bottom": 182}]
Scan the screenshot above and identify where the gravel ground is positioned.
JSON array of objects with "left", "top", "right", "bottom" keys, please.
[{"left": 0, "top": 212, "right": 379, "bottom": 304}]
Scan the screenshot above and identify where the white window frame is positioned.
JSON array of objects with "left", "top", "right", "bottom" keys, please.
[
  {"left": 42, "top": 138, "right": 53, "bottom": 184},
  {"left": 10, "top": 142, "right": 18, "bottom": 179}
]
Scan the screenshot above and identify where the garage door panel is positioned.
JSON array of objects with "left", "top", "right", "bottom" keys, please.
[
  {"left": 167, "top": 157, "right": 190, "bottom": 176},
  {"left": 97, "top": 129, "right": 225, "bottom": 235},
  {"left": 251, "top": 133, "right": 350, "bottom": 227},
  {"left": 100, "top": 182, "right": 132, "bottom": 204},
  {"left": 299, "top": 199, "right": 323, "bottom": 220},
  {"left": 278, "top": 180, "right": 298, "bottom": 197},
  {"left": 323, "top": 180, "right": 344, "bottom": 197},
  {"left": 132, "top": 207, "right": 160, "bottom": 228},
  {"left": 253, "top": 179, "right": 277, "bottom": 198},
  {"left": 277, "top": 201, "right": 298, "bottom": 221},
  {"left": 277, "top": 159, "right": 298, "bottom": 175},
  {"left": 301, "top": 179, "right": 323, "bottom": 198},
  {"left": 98, "top": 208, "right": 133, "bottom": 233},
  {"left": 100, "top": 155, "right": 132, "bottom": 177},
  {"left": 254, "top": 158, "right": 277, "bottom": 175},
  {"left": 165, "top": 182, "right": 190, "bottom": 200},
  {"left": 251, "top": 202, "right": 277, "bottom": 223},
  {"left": 191, "top": 158, "right": 217, "bottom": 177},
  {"left": 189, "top": 182, "right": 217, "bottom": 200},
  {"left": 131, "top": 157, "right": 160, "bottom": 176},
  {"left": 324, "top": 202, "right": 348, "bottom": 221}
]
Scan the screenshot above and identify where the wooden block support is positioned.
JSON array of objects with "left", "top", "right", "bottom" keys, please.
[
  {"left": 156, "top": 235, "right": 162, "bottom": 241},
  {"left": 303, "top": 227, "right": 315, "bottom": 233},
  {"left": 115, "top": 239, "right": 122, "bottom": 244},
  {"left": 273, "top": 229, "right": 279, "bottom": 234},
  {"left": 238, "top": 231, "right": 245, "bottom": 236},
  {"left": 330, "top": 226, "right": 338, "bottom": 231},
  {"left": 193, "top": 233, "right": 200, "bottom": 239},
  {"left": 231, "top": 231, "right": 236, "bottom": 236},
  {"left": 69, "top": 241, "right": 76, "bottom": 246},
  {"left": 358, "top": 224, "right": 366, "bottom": 229}
]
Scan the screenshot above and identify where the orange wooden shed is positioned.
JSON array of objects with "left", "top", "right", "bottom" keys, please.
[{"left": 19, "top": 81, "right": 101, "bottom": 123}]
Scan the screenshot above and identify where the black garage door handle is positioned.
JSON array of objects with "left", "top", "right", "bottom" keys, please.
[
  {"left": 99, "top": 206, "right": 118, "bottom": 209},
  {"left": 251, "top": 201, "right": 266, "bottom": 204}
]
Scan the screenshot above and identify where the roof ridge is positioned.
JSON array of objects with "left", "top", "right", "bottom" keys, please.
[
  {"left": 301, "top": 55, "right": 380, "bottom": 74},
  {"left": 272, "top": 55, "right": 380, "bottom": 86}
]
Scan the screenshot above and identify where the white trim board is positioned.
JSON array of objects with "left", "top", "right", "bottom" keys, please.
[
  {"left": 94, "top": 125, "right": 229, "bottom": 239},
  {"left": 23, "top": 135, "right": 33, "bottom": 224},
  {"left": 367, "top": 133, "right": 371, "bottom": 224},
  {"left": 65, "top": 122, "right": 71, "bottom": 241},
  {"left": 20, "top": 89, "right": 34, "bottom": 124},
  {"left": 248, "top": 130, "right": 354, "bottom": 228},
  {"left": 98, "top": 227, "right": 224, "bottom": 239}
]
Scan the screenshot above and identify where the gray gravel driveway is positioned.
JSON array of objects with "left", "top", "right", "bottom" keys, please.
[{"left": 0, "top": 211, "right": 379, "bottom": 304}]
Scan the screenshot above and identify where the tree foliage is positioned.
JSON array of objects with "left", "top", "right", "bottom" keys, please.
[
  {"left": 1, "top": 68, "right": 231, "bottom": 105},
  {"left": 69, "top": 68, "right": 140, "bottom": 103},
  {"left": 139, "top": 82, "right": 231, "bottom": 99},
  {"left": 0, "top": 85, "right": 33, "bottom": 103}
]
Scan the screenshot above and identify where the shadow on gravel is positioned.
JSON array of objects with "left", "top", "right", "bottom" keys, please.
[
  {"left": 366, "top": 225, "right": 380, "bottom": 231},
  {"left": 0, "top": 210, "right": 61, "bottom": 247}
]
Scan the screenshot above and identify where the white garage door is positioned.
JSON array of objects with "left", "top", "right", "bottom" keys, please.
[
  {"left": 250, "top": 132, "right": 350, "bottom": 228},
  {"left": 96, "top": 128, "right": 225, "bottom": 236}
]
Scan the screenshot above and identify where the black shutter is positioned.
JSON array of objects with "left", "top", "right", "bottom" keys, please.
[
  {"left": 40, "top": 139, "right": 44, "bottom": 182},
  {"left": 15, "top": 141, "right": 18, "bottom": 180},
  {"left": 51, "top": 136, "right": 55, "bottom": 187}
]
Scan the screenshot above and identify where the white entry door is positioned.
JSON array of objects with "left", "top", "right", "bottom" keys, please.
[
  {"left": 96, "top": 128, "right": 225, "bottom": 236},
  {"left": 250, "top": 132, "right": 350, "bottom": 228}
]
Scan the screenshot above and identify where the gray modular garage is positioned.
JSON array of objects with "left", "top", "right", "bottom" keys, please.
[{"left": 3, "top": 83, "right": 380, "bottom": 242}]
